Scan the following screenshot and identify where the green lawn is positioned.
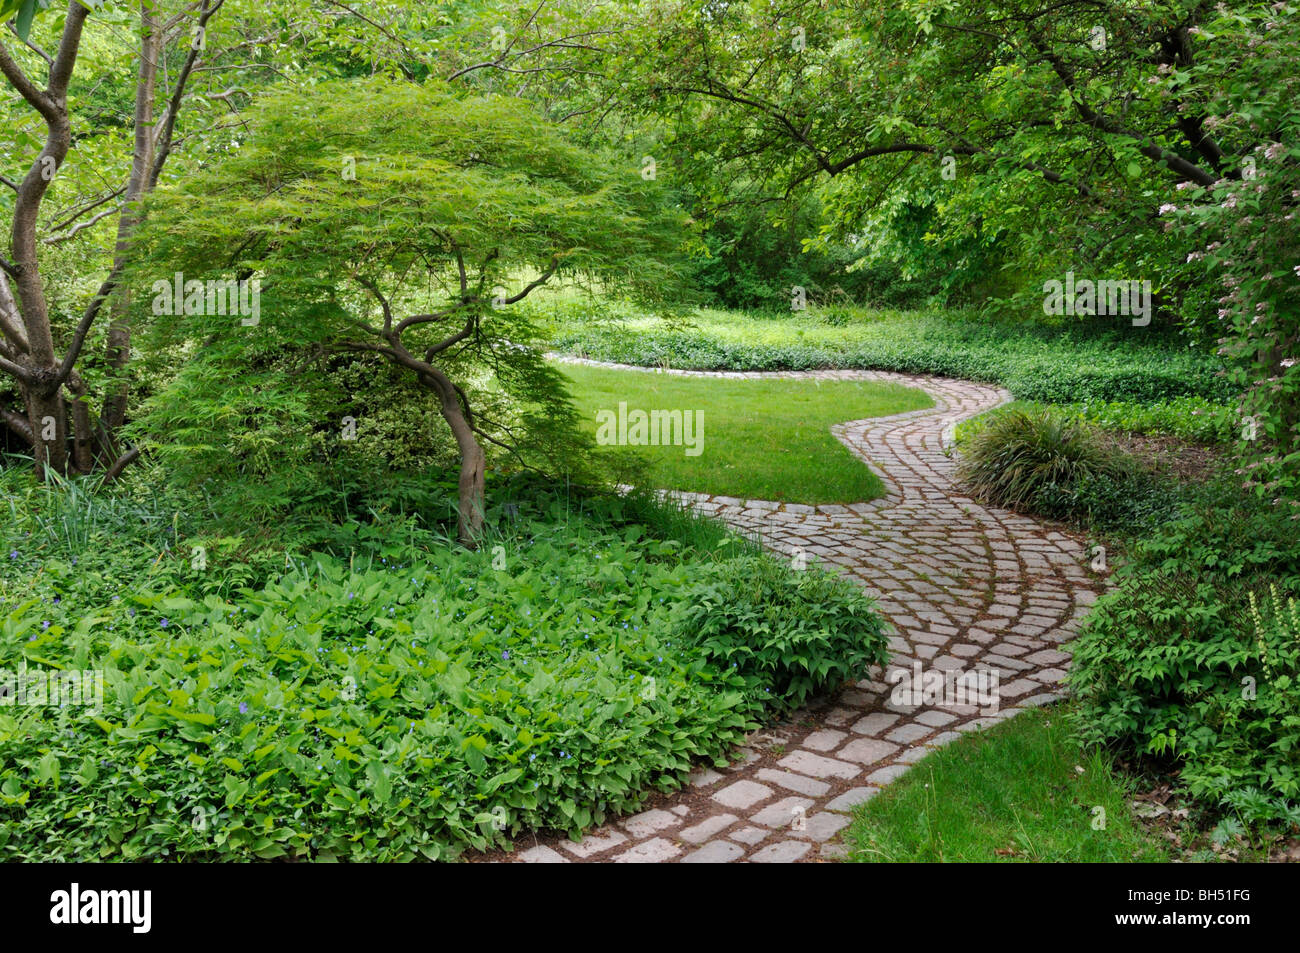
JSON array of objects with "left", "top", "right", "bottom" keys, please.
[
  {"left": 841, "top": 708, "right": 1170, "bottom": 862},
  {"left": 559, "top": 363, "right": 932, "bottom": 503}
]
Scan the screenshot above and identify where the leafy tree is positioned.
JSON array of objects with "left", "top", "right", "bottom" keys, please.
[
  {"left": 0, "top": 0, "right": 235, "bottom": 477},
  {"left": 530, "top": 2, "right": 1281, "bottom": 319},
  {"left": 131, "top": 76, "right": 685, "bottom": 543}
]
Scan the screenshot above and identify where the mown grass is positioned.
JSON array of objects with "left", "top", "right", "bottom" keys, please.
[
  {"left": 840, "top": 708, "right": 1170, "bottom": 862},
  {"left": 558, "top": 362, "right": 932, "bottom": 503}
]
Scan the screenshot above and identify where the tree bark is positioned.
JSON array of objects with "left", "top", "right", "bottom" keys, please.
[
  {"left": 99, "top": 0, "right": 161, "bottom": 446},
  {"left": 67, "top": 371, "right": 92, "bottom": 473},
  {"left": 418, "top": 367, "right": 485, "bottom": 547},
  {"left": 1, "top": 1, "right": 91, "bottom": 477}
]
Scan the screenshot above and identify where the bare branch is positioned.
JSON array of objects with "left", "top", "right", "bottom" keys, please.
[
  {"left": 56, "top": 263, "right": 125, "bottom": 384},
  {"left": 47, "top": 1, "right": 91, "bottom": 104},
  {"left": 0, "top": 38, "right": 56, "bottom": 121},
  {"left": 497, "top": 257, "right": 559, "bottom": 305},
  {"left": 0, "top": 353, "right": 31, "bottom": 381},
  {"left": 148, "top": 0, "right": 228, "bottom": 189},
  {"left": 48, "top": 185, "right": 127, "bottom": 233},
  {"left": 100, "top": 446, "right": 141, "bottom": 484},
  {"left": 353, "top": 275, "right": 395, "bottom": 335},
  {"left": 5, "top": 20, "right": 53, "bottom": 67},
  {"left": 43, "top": 203, "right": 123, "bottom": 244},
  {"left": 0, "top": 406, "right": 34, "bottom": 445},
  {"left": 0, "top": 271, "right": 29, "bottom": 351}
]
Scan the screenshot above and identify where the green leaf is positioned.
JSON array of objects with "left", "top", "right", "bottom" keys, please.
[{"left": 14, "top": 0, "right": 38, "bottom": 43}]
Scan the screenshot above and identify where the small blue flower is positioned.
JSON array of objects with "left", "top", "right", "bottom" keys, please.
[
  {"left": 7, "top": 550, "right": 15, "bottom": 559},
  {"left": 160, "top": 618, "right": 169, "bottom": 628},
  {"left": 501, "top": 650, "right": 510, "bottom": 661},
  {"left": 41, "top": 620, "right": 50, "bottom": 631},
  {"left": 239, "top": 702, "right": 249, "bottom": 714}
]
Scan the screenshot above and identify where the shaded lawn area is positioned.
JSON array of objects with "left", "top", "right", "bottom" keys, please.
[
  {"left": 559, "top": 363, "right": 932, "bottom": 503},
  {"left": 841, "top": 708, "right": 1170, "bottom": 862}
]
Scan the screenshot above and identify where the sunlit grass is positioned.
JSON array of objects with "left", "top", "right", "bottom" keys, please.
[
  {"left": 559, "top": 363, "right": 931, "bottom": 503},
  {"left": 841, "top": 708, "right": 1170, "bottom": 863}
]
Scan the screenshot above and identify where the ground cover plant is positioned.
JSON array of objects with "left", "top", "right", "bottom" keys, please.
[
  {"left": 558, "top": 362, "right": 931, "bottom": 503},
  {"left": 1070, "top": 484, "right": 1300, "bottom": 837},
  {"left": 546, "top": 304, "right": 1233, "bottom": 406},
  {"left": 0, "top": 469, "right": 888, "bottom": 860}
]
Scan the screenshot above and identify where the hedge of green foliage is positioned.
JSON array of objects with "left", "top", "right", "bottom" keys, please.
[
  {"left": 0, "top": 475, "right": 887, "bottom": 860},
  {"left": 548, "top": 307, "right": 1234, "bottom": 405},
  {"left": 1070, "top": 484, "right": 1300, "bottom": 828}
]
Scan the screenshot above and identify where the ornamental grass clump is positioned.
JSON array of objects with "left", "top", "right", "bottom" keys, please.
[{"left": 956, "top": 409, "right": 1123, "bottom": 513}]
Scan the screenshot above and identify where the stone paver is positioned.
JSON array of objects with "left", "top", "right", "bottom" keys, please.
[
  {"left": 613, "top": 838, "right": 682, "bottom": 863},
  {"left": 751, "top": 796, "right": 815, "bottom": 828},
  {"left": 679, "top": 813, "right": 739, "bottom": 844},
  {"left": 712, "top": 779, "right": 773, "bottom": 810},
  {"left": 493, "top": 361, "right": 1105, "bottom": 863},
  {"left": 826, "top": 787, "right": 880, "bottom": 812},
  {"left": 622, "top": 809, "right": 679, "bottom": 838},
  {"left": 682, "top": 840, "right": 745, "bottom": 863},
  {"left": 751, "top": 840, "right": 813, "bottom": 863}
]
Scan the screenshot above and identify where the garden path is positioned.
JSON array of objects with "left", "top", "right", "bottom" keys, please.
[{"left": 494, "top": 360, "right": 1102, "bottom": 863}]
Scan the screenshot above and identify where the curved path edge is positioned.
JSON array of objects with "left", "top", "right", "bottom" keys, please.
[{"left": 494, "top": 357, "right": 1106, "bottom": 863}]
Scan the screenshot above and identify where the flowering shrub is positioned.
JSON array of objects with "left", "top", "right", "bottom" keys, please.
[{"left": 1168, "top": 4, "right": 1300, "bottom": 506}]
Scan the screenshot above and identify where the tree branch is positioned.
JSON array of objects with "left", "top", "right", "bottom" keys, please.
[
  {"left": 48, "top": 185, "right": 127, "bottom": 233},
  {"left": 0, "top": 36, "right": 55, "bottom": 122},
  {"left": 100, "top": 446, "right": 141, "bottom": 484},
  {"left": 147, "top": 0, "right": 228, "bottom": 190},
  {"left": 56, "top": 263, "right": 124, "bottom": 384},
  {"left": 43, "top": 203, "right": 123, "bottom": 244},
  {"left": 4, "top": 17, "right": 52, "bottom": 63},
  {"left": 0, "top": 406, "right": 34, "bottom": 445}
]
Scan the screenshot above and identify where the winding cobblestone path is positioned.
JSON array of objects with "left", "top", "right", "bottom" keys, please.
[{"left": 495, "top": 360, "right": 1104, "bottom": 863}]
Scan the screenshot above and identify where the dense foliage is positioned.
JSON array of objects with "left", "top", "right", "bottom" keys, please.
[
  {"left": 954, "top": 408, "right": 1193, "bottom": 532},
  {"left": 0, "top": 473, "right": 887, "bottom": 860},
  {"left": 1071, "top": 486, "right": 1300, "bottom": 827},
  {"left": 549, "top": 305, "right": 1232, "bottom": 405}
]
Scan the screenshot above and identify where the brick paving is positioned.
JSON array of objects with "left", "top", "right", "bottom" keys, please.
[{"left": 494, "top": 360, "right": 1104, "bottom": 863}]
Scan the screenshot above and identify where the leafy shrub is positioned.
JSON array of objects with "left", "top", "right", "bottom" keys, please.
[
  {"left": 954, "top": 407, "right": 1196, "bottom": 531},
  {"left": 1071, "top": 486, "right": 1300, "bottom": 820},
  {"left": 677, "top": 553, "right": 888, "bottom": 711},
  {"left": 1166, "top": 5, "right": 1300, "bottom": 498}
]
